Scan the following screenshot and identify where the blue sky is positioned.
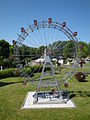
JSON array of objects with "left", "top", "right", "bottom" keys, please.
[{"left": 0, "top": 0, "right": 90, "bottom": 45}]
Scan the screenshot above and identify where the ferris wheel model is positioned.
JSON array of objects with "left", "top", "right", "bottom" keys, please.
[{"left": 13, "top": 18, "right": 79, "bottom": 103}]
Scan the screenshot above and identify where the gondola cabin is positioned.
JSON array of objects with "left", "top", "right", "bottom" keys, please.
[
  {"left": 62, "top": 22, "right": 66, "bottom": 27},
  {"left": 48, "top": 18, "right": 52, "bottom": 24},
  {"left": 73, "top": 32, "right": 77, "bottom": 37},
  {"left": 12, "top": 40, "right": 16, "bottom": 45},
  {"left": 64, "top": 82, "right": 68, "bottom": 88},
  {"left": 34, "top": 20, "right": 37, "bottom": 26},
  {"left": 79, "top": 45, "right": 83, "bottom": 49},
  {"left": 21, "top": 27, "right": 25, "bottom": 33}
]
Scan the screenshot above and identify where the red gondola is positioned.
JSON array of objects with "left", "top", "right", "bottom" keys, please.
[
  {"left": 73, "top": 32, "right": 77, "bottom": 37},
  {"left": 34, "top": 20, "right": 37, "bottom": 26},
  {"left": 48, "top": 18, "right": 52, "bottom": 24},
  {"left": 21, "top": 27, "right": 25, "bottom": 33},
  {"left": 62, "top": 22, "right": 66, "bottom": 27},
  {"left": 79, "top": 45, "right": 83, "bottom": 49},
  {"left": 12, "top": 40, "right": 16, "bottom": 45},
  {"left": 64, "top": 82, "right": 68, "bottom": 88}
]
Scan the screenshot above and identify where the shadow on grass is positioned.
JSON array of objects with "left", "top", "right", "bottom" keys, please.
[
  {"left": 69, "top": 90, "right": 90, "bottom": 99},
  {"left": 78, "top": 80, "right": 88, "bottom": 82},
  {"left": 0, "top": 81, "right": 22, "bottom": 87}
]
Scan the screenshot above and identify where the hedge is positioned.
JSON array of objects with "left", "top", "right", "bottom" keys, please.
[
  {"left": 0, "top": 65, "right": 54, "bottom": 79},
  {"left": 0, "top": 65, "right": 43, "bottom": 79},
  {"left": 0, "top": 68, "right": 15, "bottom": 79}
]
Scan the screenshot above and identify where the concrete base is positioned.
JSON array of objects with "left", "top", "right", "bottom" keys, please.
[{"left": 21, "top": 92, "right": 75, "bottom": 109}]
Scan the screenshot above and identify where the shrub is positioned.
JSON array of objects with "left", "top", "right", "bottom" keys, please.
[
  {"left": 74, "top": 72, "right": 87, "bottom": 82},
  {"left": 18, "top": 65, "right": 43, "bottom": 77},
  {"left": 0, "top": 60, "right": 15, "bottom": 69},
  {"left": 0, "top": 65, "right": 51, "bottom": 79},
  {"left": 30, "top": 65, "right": 43, "bottom": 73},
  {"left": 0, "top": 68, "right": 15, "bottom": 79},
  {"left": 20, "top": 68, "right": 33, "bottom": 77}
]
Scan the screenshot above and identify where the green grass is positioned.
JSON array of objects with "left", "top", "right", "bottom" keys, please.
[{"left": 0, "top": 63, "right": 90, "bottom": 120}]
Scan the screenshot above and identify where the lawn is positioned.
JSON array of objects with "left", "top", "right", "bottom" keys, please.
[{"left": 0, "top": 63, "right": 90, "bottom": 120}]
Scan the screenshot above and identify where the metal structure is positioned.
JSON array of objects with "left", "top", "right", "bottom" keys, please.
[{"left": 13, "top": 18, "right": 79, "bottom": 103}]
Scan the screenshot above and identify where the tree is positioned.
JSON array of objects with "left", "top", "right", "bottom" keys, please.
[
  {"left": 87, "top": 42, "right": 90, "bottom": 57},
  {"left": 51, "top": 41, "right": 63, "bottom": 59},
  {"left": 63, "top": 40, "right": 75, "bottom": 58},
  {"left": 9, "top": 45, "right": 14, "bottom": 56},
  {"left": 0, "top": 39, "right": 10, "bottom": 60}
]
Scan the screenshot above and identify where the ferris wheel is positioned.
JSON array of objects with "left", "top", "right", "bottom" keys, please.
[{"left": 13, "top": 18, "right": 79, "bottom": 102}]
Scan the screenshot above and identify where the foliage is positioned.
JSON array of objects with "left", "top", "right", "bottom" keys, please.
[
  {"left": 0, "top": 65, "right": 43, "bottom": 79},
  {"left": 0, "top": 39, "right": 90, "bottom": 70},
  {"left": 63, "top": 40, "right": 75, "bottom": 58},
  {"left": 87, "top": 42, "right": 90, "bottom": 56},
  {"left": 9, "top": 45, "right": 14, "bottom": 56},
  {"left": 30, "top": 65, "right": 43, "bottom": 73},
  {"left": 20, "top": 65, "right": 43, "bottom": 77},
  {"left": 0, "top": 39, "right": 10, "bottom": 59},
  {"left": 50, "top": 40, "right": 89, "bottom": 59},
  {"left": 0, "top": 59, "right": 15, "bottom": 69},
  {"left": 51, "top": 41, "right": 63, "bottom": 59},
  {"left": 20, "top": 44, "right": 45, "bottom": 60},
  {"left": 0, "top": 68, "right": 15, "bottom": 79}
]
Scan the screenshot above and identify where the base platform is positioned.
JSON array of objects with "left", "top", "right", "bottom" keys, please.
[{"left": 21, "top": 92, "right": 75, "bottom": 109}]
